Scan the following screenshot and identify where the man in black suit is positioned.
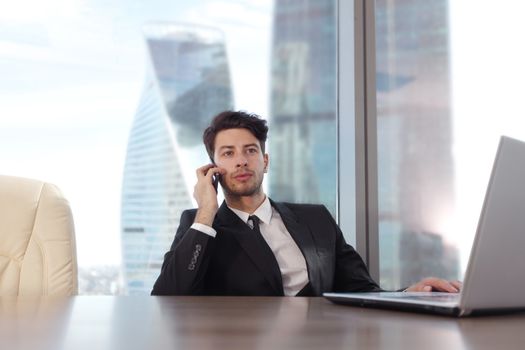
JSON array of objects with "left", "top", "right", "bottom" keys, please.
[{"left": 152, "top": 111, "right": 461, "bottom": 296}]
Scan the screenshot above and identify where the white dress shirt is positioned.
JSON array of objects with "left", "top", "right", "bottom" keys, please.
[{"left": 190, "top": 197, "right": 309, "bottom": 296}]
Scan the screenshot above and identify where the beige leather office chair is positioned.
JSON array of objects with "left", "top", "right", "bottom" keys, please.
[{"left": 0, "top": 175, "right": 78, "bottom": 296}]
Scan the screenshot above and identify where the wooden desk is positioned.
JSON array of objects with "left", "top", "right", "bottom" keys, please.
[{"left": 1, "top": 296, "right": 525, "bottom": 350}]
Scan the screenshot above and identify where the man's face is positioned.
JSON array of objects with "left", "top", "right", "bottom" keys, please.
[{"left": 213, "top": 128, "right": 268, "bottom": 197}]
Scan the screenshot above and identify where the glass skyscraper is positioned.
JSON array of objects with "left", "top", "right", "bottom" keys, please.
[
  {"left": 121, "top": 23, "right": 233, "bottom": 294},
  {"left": 376, "top": 0, "right": 459, "bottom": 288},
  {"left": 269, "top": 0, "right": 337, "bottom": 215}
]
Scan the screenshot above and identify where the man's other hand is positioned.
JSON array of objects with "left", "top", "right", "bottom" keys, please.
[{"left": 404, "top": 277, "right": 462, "bottom": 293}]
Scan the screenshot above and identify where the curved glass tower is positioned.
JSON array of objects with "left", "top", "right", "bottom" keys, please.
[{"left": 121, "top": 23, "right": 233, "bottom": 294}]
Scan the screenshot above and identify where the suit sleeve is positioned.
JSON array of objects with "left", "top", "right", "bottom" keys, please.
[
  {"left": 151, "top": 210, "right": 215, "bottom": 295},
  {"left": 324, "top": 207, "right": 383, "bottom": 292}
]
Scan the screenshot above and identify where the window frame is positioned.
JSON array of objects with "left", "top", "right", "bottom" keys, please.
[{"left": 337, "top": 0, "right": 379, "bottom": 281}]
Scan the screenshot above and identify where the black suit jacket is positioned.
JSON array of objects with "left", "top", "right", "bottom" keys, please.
[{"left": 151, "top": 199, "right": 381, "bottom": 296}]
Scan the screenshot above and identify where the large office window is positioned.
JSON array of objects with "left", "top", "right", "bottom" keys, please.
[
  {"left": 0, "top": 0, "right": 338, "bottom": 294},
  {"left": 374, "top": 0, "right": 525, "bottom": 289}
]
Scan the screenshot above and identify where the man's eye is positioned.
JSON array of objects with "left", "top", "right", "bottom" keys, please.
[
  {"left": 247, "top": 148, "right": 257, "bottom": 154},
  {"left": 223, "top": 151, "right": 233, "bottom": 157}
]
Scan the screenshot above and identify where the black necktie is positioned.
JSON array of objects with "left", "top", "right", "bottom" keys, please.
[
  {"left": 249, "top": 215, "right": 274, "bottom": 257},
  {"left": 249, "top": 215, "right": 261, "bottom": 232},
  {"left": 248, "top": 215, "right": 284, "bottom": 294}
]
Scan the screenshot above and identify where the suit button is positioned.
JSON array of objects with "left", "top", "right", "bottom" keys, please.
[{"left": 188, "top": 244, "right": 202, "bottom": 270}]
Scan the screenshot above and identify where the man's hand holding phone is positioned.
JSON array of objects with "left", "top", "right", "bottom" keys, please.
[{"left": 193, "top": 164, "right": 225, "bottom": 226}]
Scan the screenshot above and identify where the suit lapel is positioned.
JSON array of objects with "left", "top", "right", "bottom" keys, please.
[
  {"left": 271, "top": 200, "right": 321, "bottom": 295},
  {"left": 214, "top": 202, "right": 284, "bottom": 295}
]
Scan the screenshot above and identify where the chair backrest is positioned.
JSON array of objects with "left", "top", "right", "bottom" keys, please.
[{"left": 0, "top": 175, "right": 78, "bottom": 296}]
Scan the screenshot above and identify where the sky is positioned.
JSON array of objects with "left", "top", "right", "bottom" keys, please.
[
  {"left": 0, "top": 0, "right": 272, "bottom": 267},
  {"left": 1, "top": 0, "right": 525, "bottom": 272}
]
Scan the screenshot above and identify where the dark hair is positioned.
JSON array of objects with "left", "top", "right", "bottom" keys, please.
[{"left": 203, "top": 110, "right": 269, "bottom": 161}]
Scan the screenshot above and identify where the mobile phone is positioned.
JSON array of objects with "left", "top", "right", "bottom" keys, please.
[
  {"left": 212, "top": 173, "right": 220, "bottom": 193},
  {"left": 211, "top": 161, "right": 220, "bottom": 193}
]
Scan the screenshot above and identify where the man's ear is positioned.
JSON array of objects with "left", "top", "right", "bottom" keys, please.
[{"left": 263, "top": 153, "right": 269, "bottom": 172}]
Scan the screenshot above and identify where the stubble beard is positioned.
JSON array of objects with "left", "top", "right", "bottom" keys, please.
[{"left": 221, "top": 176, "right": 263, "bottom": 198}]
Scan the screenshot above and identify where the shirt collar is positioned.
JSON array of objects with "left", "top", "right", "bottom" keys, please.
[{"left": 228, "top": 196, "right": 273, "bottom": 225}]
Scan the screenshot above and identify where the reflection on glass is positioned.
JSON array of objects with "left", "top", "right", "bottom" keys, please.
[
  {"left": 269, "top": 0, "right": 337, "bottom": 216},
  {"left": 375, "top": 0, "right": 460, "bottom": 289},
  {"left": 121, "top": 23, "right": 233, "bottom": 294}
]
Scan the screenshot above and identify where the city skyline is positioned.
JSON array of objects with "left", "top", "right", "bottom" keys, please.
[
  {"left": 0, "top": 0, "right": 271, "bottom": 271},
  {"left": 2, "top": 0, "right": 525, "bottom": 294}
]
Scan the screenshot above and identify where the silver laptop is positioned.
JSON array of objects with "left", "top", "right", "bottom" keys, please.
[{"left": 324, "top": 136, "right": 525, "bottom": 317}]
